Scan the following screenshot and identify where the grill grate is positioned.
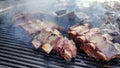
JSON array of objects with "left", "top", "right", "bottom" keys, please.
[{"left": 0, "top": 28, "right": 120, "bottom": 68}]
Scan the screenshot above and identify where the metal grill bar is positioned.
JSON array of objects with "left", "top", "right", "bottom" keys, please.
[
  {"left": 0, "top": 27, "right": 120, "bottom": 68},
  {"left": 0, "top": 61, "right": 28, "bottom": 68}
]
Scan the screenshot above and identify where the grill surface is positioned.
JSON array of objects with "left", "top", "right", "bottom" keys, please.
[{"left": 0, "top": 27, "right": 120, "bottom": 68}]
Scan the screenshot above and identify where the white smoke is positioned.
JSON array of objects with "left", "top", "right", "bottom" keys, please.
[{"left": 1, "top": 0, "right": 120, "bottom": 37}]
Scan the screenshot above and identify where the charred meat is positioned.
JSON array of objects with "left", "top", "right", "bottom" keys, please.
[{"left": 68, "top": 23, "right": 120, "bottom": 61}]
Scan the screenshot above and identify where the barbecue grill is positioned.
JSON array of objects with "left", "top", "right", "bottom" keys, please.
[{"left": 0, "top": 0, "right": 120, "bottom": 68}]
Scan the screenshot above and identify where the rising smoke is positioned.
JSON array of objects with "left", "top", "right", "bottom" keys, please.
[{"left": 0, "top": 0, "right": 120, "bottom": 48}]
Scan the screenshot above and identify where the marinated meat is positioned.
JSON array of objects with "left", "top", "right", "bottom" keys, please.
[
  {"left": 68, "top": 23, "right": 120, "bottom": 61},
  {"left": 20, "top": 20, "right": 76, "bottom": 62}
]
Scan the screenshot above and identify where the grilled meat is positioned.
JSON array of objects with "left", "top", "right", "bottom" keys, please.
[
  {"left": 68, "top": 23, "right": 120, "bottom": 61},
  {"left": 32, "top": 28, "right": 76, "bottom": 62},
  {"left": 20, "top": 20, "right": 77, "bottom": 62},
  {"left": 19, "top": 20, "right": 61, "bottom": 35}
]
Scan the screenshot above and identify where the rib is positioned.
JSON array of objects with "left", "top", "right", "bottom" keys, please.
[
  {"left": 19, "top": 20, "right": 77, "bottom": 62},
  {"left": 68, "top": 23, "right": 120, "bottom": 61}
]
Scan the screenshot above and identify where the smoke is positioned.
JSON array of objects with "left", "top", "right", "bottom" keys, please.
[{"left": 0, "top": 0, "right": 120, "bottom": 48}]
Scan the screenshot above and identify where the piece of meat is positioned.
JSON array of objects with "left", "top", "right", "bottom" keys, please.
[
  {"left": 53, "top": 37, "right": 77, "bottom": 61},
  {"left": 20, "top": 19, "right": 77, "bottom": 62},
  {"left": 68, "top": 23, "right": 120, "bottom": 61},
  {"left": 32, "top": 29, "right": 77, "bottom": 62},
  {"left": 32, "top": 29, "right": 52, "bottom": 49},
  {"left": 19, "top": 19, "right": 62, "bottom": 35}
]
